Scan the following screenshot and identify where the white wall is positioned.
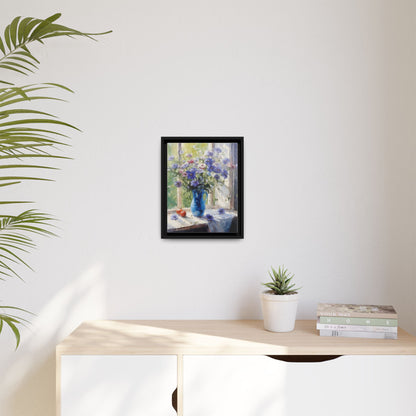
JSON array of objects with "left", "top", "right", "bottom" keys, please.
[{"left": 0, "top": 1, "right": 415, "bottom": 415}]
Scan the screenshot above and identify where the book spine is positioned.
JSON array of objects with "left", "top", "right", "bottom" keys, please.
[
  {"left": 317, "top": 311, "right": 397, "bottom": 319},
  {"left": 319, "top": 330, "right": 398, "bottom": 339},
  {"left": 319, "top": 316, "right": 398, "bottom": 327},
  {"left": 316, "top": 323, "right": 398, "bottom": 333}
]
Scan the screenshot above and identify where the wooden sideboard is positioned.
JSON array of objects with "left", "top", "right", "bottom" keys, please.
[{"left": 56, "top": 320, "right": 416, "bottom": 416}]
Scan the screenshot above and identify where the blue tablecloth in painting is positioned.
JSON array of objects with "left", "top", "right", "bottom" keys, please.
[
  {"left": 167, "top": 209, "right": 236, "bottom": 232},
  {"left": 204, "top": 209, "right": 235, "bottom": 232}
]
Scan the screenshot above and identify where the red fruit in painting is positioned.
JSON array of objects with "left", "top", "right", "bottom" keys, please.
[
  {"left": 176, "top": 209, "right": 182, "bottom": 215},
  {"left": 179, "top": 210, "right": 186, "bottom": 217}
]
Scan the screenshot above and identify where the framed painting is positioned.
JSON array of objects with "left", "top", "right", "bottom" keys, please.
[{"left": 161, "top": 137, "right": 244, "bottom": 239}]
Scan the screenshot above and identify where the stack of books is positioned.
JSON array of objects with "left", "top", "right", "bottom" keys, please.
[{"left": 317, "top": 303, "right": 398, "bottom": 339}]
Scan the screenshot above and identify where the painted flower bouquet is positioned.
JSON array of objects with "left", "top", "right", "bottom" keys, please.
[
  {"left": 168, "top": 147, "right": 234, "bottom": 193},
  {"left": 168, "top": 146, "right": 235, "bottom": 217}
]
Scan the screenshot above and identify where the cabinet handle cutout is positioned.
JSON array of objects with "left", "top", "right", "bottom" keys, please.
[
  {"left": 172, "top": 387, "right": 178, "bottom": 413},
  {"left": 267, "top": 355, "right": 341, "bottom": 363}
]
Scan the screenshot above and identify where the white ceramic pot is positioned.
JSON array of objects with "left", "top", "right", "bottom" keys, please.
[{"left": 261, "top": 291, "right": 299, "bottom": 332}]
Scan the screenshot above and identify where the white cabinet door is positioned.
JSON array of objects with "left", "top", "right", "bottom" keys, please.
[
  {"left": 61, "top": 355, "right": 177, "bottom": 416},
  {"left": 285, "top": 355, "right": 416, "bottom": 416},
  {"left": 183, "top": 355, "right": 416, "bottom": 416},
  {"left": 184, "top": 355, "right": 287, "bottom": 416}
]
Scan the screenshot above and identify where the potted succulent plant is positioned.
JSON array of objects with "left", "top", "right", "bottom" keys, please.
[{"left": 261, "top": 266, "right": 300, "bottom": 332}]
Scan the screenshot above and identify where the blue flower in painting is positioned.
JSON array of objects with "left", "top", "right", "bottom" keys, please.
[
  {"left": 221, "top": 169, "right": 228, "bottom": 179},
  {"left": 213, "top": 165, "right": 222, "bottom": 174},
  {"left": 187, "top": 169, "right": 196, "bottom": 180},
  {"left": 191, "top": 180, "right": 199, "bottom": 187},
  {"left": 222, "top": 158, "right": 230, "bottom": 164},
  {"left": 205, "top": 151, "right": 214, "bottom": 157},
  {"left": 214, "top": 147, "right": 222, "bottom": 153},
  {"left": 205, "top": 158, "right": 214, "bottom": 166},
  {"left": 172, "top": 163, "right": 178, "bottom": 169},
  {"left": 174, "top": 180, "right": 182, "bottom": 187},
  {"left": 218, "top": 208, "right": 225, "bottom": 214},
  {"left": 214, "top": 174, "right": 220, "bottom": 180},
  {"left": 168, "top": 156, "right": 174, "bottom": 161},
  {"left": 205, "top": 214, "right": 214, "bottom": 221},
  {"left": 170, "top": 214, "right": 179, "bottom": 220},
  {"left": 181, "top": 162, "right": 189, "bottom": 169}
]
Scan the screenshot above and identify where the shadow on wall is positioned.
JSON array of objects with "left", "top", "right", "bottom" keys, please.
[{"left": 0, "top": 264, "right": 106, "bottom": 416}]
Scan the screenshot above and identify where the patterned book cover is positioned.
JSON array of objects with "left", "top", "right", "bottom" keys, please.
[
  {"left": 318, "top": 316, "right": 398, "bottom": 327},
  {"left": 319, "top": 329, "right": 398, "bottom": 339},
  {"left": 316, "top": 323, "right": 398, "bottom": 333},
  {"left": 317, "top": 303, "right": 397, "bottom": 319}
]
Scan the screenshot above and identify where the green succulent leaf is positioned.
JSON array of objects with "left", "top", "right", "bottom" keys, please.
[{"left": 262, "top": 265, "right": 301, "bottom": 295}]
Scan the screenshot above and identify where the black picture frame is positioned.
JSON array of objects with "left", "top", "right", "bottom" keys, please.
[{"left": 161, "top": 137, "right": 244, "bottom": 239}]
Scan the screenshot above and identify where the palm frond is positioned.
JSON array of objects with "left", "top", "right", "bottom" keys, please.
[
  {"left": 0, "top": 210, "right": 56, "bottom": 280},
  {"left": 0, "top": 83, "right": 63, "bottom": 335},
  {"left": 0, "top": 83, "right": 75, "bottom": 186},
  {"left": 0, "top": 14, "right": 111, "bottom": 82},
  {"left": 0, "top": 14, "right": 110, "bottom": 349},
  {"left": 0, "top": 305, "right": 33, "bottom": 349}
]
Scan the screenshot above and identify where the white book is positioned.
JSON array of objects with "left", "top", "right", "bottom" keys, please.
[
  {"left": 316, "top": 323, "right": 398, "bottom": 333},
  {"left": 319, "top": 330, "right": 397, "bottom": 339}
]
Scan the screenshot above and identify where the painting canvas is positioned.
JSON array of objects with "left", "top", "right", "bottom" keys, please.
[{"left": 161, "top": 137, "right": 243, "bottom": 238}]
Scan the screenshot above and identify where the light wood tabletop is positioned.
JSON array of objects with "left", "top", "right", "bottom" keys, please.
[{"left": 56, "top": 320, "right": 416, "bottom": 356}]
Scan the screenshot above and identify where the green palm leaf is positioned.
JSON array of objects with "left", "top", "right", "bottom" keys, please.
[
  {"left": 0, "top": 84, "right": 75, "bottom": 174},
  {"left": 0, "top": 305, "right": 33, "bottom": 348},
  {"left": 0, "top": 13, "right": 110, "bottom": 348},
  {"left": 0, "top": 14, "right": 111, "bottom": 82},
  {"left": 0, "top": 210, "right": 56, "bottom": 280}
]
